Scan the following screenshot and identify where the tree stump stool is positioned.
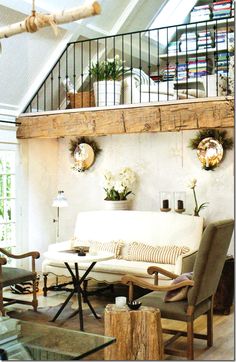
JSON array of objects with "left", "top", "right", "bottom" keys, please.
[{"left": 104, "top": 304, "right": 164, "bottom": 360}]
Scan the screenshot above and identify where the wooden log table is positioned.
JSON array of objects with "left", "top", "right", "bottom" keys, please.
[{"left": 104, "top": 304, "right": 164, "bottom": 360}]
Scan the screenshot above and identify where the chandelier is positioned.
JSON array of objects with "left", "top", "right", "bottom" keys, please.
[{"left": 0, "top": 1, "right": 101, "bottom": 40}]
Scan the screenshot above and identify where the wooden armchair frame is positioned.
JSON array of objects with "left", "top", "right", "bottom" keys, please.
[
  {"left": 122, "top": 266, "right": 210, "bottom": 360},
  {"left": 122, "top": 265, "right": 191, "bottom": 301},
  {"left": 0, "top": 248, "right": 40, "bottom": 316},
  {"left": 122, "top": 220, "right": 234, "bottom": 360}
]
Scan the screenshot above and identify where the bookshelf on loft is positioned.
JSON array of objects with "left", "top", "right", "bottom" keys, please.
[{"left": 150, "top": 0, "right": 234, "bottom": 100}]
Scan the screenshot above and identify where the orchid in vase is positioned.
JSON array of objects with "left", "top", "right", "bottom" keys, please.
[
  {"left": 103, "top": 168, "right": 136, "bottom": 201},
  {"left": 187, "top": 178, "right": 208, "bottom": 216}
]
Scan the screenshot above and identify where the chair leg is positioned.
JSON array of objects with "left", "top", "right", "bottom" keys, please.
[
  {"left": 32, "top": 277, "right": 38, "bottom": 312},
  {"left": 207, "top": 300, "right": 213, "bottom": 347},
  {"left": 0, "top": 286, "right": 5, "bottom": 316},
  {"left": 187, "top": 319, "right": 194, "bottom": 360}
]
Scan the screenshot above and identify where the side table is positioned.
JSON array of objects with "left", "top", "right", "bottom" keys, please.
[
  {"left": 104, "top": 304, "right": 163, "bottom": 360},
  {"left": 214, "top": 255, "right": 234, "bottom": 314}
]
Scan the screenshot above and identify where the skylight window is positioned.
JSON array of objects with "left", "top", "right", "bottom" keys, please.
[{"left": 148, "top": 0, "right": 198, "bottom": 47}]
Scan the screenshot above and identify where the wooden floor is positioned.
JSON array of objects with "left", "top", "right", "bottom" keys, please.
[{"left": 5, "top": 281, "right": 235, "bottom": 361}]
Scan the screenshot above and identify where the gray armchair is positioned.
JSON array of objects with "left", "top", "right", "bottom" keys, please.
[
  {"left": 0, "top": 248, "right": 40, "bottom": 316},
  {"left": 122, "top": 219, "right": 234, "bottom": 360}
]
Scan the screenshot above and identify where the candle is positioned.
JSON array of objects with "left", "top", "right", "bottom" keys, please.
[
  {"left": 115, "top": 296, "right": 127, "bottom": 308},
  {"left": 177, "top": 200, "right": 184, "bottom": 210},
  {"left": 205, "top": 156, "right": 209, "bottom": 168},
  {"left": 163, "top": 199, "right": 169, "bottom": 209}
]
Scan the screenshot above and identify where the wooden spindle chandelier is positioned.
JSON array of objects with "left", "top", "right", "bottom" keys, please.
[{"left": 0, "top": 0, "right": 101, "bottom": 39}]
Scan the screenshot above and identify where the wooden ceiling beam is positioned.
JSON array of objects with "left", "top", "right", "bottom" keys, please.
[{"left": 16, "top": 97, "right": 234, "bottom": 139}]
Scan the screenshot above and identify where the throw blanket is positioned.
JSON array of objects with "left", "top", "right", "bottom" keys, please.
[{"left": 164, "top": 272, "right": 193, "bottom": 302}]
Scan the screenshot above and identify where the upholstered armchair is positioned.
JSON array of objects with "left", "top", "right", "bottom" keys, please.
[
  {"left": 122, "top": 219, "right": 234, "bottom": 360},
  {"left": 123, "top": 68, "right": 175, "bottom": 104},
  {"left": 0, "top": 248, "right": 40, "bottom": 316}
]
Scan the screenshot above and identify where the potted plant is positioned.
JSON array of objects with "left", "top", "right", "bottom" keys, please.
[
  {"left": 89, "top": 55, "right": 129, "bottom": 106},
  {"left": 103, "top": 167, "right": 136, "bottom": 210}
]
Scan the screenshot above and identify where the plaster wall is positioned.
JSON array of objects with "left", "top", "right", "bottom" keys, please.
[
  {"left": 18, "top": 138, "right": 58, "bottom": 268},
  {"left": 22, "top": 129, "right": 234, "bottom": 269}
]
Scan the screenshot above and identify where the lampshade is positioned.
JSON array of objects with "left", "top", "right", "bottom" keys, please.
[{"left": 52, "top": 191, "right": 68, "bottom": 208}]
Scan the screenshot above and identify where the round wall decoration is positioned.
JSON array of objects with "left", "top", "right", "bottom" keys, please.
[
  {"left": 197, "top": 137, "right": 223, "bottom": 169},
  {"left": 189, "top": 129, "right": 233, "bottom": 171},
  {"left": 69, "top": 137, "right": 101, "bottom": 172}
]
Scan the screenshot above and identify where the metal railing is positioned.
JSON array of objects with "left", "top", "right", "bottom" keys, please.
[{"left": 24, "top": 16, "right": 234, "bottom": 114}]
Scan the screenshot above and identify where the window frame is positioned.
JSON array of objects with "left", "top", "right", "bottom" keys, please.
[{"left": 0, "top": 143, "right": 17, "bottom": 251}]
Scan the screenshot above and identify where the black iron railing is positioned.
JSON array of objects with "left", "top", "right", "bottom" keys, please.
[{"left": 24, "top": 16, "right": 234, "bottom": 114}]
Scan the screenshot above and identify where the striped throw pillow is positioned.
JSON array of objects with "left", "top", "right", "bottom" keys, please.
[
  {"left": 89, "top": 240, "right": 123, "bottom": 258},
  {"left": 123, "top": 242, "right": 190, "bottom": 264}
]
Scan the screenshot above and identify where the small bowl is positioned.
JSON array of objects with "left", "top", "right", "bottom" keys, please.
[
  {"left": 127, "top": 300, "right": 142, "bottom": 310},
  {"left": 77, "top": 250, "right": 86, "bottom": 256}
]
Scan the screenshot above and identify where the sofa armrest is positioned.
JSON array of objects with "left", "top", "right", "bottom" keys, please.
[
  {"left": 48, "top": 240, "right": 73, "bottom": 252},
  {"left": 174, "top": 250, "right": 198, "bottom": 275}
]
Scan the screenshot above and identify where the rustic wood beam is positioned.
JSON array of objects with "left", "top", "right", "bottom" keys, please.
[{"left": 16, "top": 97, "right": 234, "bottom": 139}]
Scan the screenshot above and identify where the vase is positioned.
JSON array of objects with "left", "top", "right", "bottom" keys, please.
[
  {"left": 93, "top": 81, "right": 121, "bottom": 107},
  {"left": 104, "top": 200, "right": 131, "bottom": 210}
]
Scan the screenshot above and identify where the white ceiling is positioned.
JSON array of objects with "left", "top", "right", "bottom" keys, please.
[{"left": 0, "top": 0, "right": 166, "bottom": 118}]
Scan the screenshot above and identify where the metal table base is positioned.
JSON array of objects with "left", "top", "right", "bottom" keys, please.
[{"left": 51, "top": 261, "right": 100, "bottom": 331}]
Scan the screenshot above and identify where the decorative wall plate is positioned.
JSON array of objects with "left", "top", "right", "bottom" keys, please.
[
  {"left": 189, "top": 129, "right": 233, "bottom": 171},
  {"left": 69, "top": 137, "right": 101, "bottom": 172},
  {"left": 74, "top": 143, "right": 95, "bottom": 171},
  {"left": 197, "top": 137, "right": 223, "bottom": 170}
]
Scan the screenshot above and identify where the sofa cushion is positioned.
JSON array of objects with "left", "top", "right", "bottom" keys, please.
[
  {"left": 73, "top": 211, "right": 203, "bottom": 250},
  {"left": 42, "top": 258, "right": 176, "bottom": 280},
  {"left": 89, "top": 240, "right": 122, "bottom": 258},
  {"left": 121, "top": 242, "right": 190, "bottom": 264}
]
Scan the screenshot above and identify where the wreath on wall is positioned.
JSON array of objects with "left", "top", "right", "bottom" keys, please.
[
  {"left": 69, "top": 137, "right": 102, "bottom": 172},
  {"left": 189, "top": 129, "right": 233, "bottom": 171}
]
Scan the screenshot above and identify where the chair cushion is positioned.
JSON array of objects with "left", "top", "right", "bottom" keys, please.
[
  {"left": 1, "top": 267, "right": 36, "bottom": 288},
  {"left": 139, "top": 291, "right": 211, "bottom": 322}
]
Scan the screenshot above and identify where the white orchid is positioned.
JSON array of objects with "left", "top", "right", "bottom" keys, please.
[
  {"left": 187, "top": 177, "right": 197, "bottom": 189},
  {"left": 114, "top": 181, "right": 125, "bottom": 194},
  {"left": 103, "top": 167, "right": 136, "bottom": 201},
  {"left": 187, "top": 178, "right": 208, "bottom": 216}
]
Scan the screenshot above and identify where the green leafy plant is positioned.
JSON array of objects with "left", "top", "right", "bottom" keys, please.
[{"left": 89, "top": 55, "right": 129, "bottom": 81}]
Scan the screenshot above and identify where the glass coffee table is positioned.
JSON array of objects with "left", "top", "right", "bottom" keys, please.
[{"left": 0, "top": 317, "right": 115, "bottom": 360}]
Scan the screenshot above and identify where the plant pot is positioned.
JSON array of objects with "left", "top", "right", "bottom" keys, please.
[
  {"left": 93, "top": 81, "right": 121, "bottom": 107},
  {"left": 104, "top": 200, "right": 131, "bottom": 210}
]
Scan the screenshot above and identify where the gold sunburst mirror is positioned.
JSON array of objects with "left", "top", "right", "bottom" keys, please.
[{"left": 197, "top": 137, "right": 223, "bottom": 170}]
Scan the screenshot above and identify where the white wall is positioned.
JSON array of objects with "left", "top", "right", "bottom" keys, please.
[
  {"left": 21, "top": 128, "right": 234, "bottom": 269},
  {"left": 18, "top": 138, "right": 58, "bottom": 268}
]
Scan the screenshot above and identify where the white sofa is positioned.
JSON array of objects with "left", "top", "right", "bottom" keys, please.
[{"left": 42, "top": 211, "right": 203, "bottom": 287}]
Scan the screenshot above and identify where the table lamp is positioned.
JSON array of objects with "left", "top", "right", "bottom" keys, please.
[{"left": 52, "top": 190, "right": 68, "bottom": 239}]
